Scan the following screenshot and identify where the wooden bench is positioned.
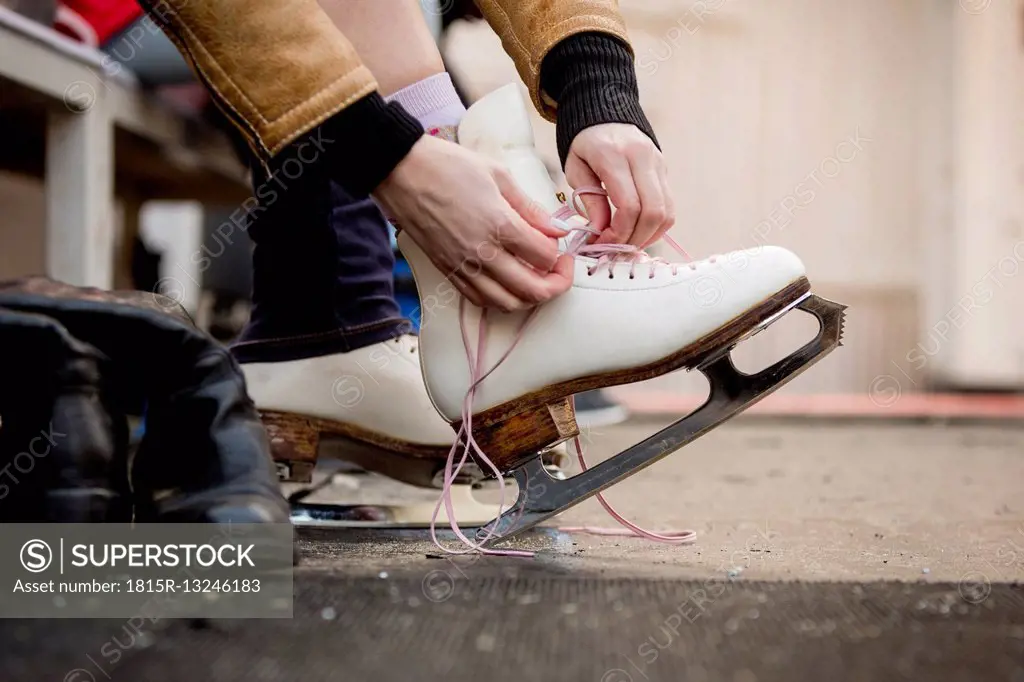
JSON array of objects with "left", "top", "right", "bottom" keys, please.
[{"left": 0, "top": 6, "right": 250, "bottom": 290}]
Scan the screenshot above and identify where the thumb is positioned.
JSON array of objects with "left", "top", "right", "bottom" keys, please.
[{"left": 565, "top": 160, "right": 612, "bottom": 233}]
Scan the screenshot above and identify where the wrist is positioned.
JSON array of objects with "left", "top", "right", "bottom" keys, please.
[
  {"left": 374, "top": 134, "right": 428, "bottom": 199},
  {"left": 540, "top": 33, "right": 659, "bottom": 167},
  {"left": 309, "top": 93, "right": 424, "bottom": 197}
]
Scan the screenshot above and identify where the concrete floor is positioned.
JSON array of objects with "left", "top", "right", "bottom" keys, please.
[
  {"left": 294, "top": 418, "right": 1024, "bottom": 587},
  {"left": 7, "top": 418, "right": 1021, "bottom": 682}
]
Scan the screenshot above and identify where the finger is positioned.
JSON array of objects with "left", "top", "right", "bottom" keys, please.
[
  {"left": 446, "top": 271, "right": 486, "bottom": 309},
  {"left": 593, "top": 158, "right": 641, "bottom": 245},
  {"left": 489, "top": 168, "right": 561, "bottom": 271},
  {"left": 578, "top": 195, "right": 612, "bottom": 244},
  {"left": 495, "top": 212, "right": 560, "bottom": 274},
  {"left": 540, "top": 253, "right": 575, "bottom": 295},
  {"left": 651, "top": 165, "right": 676, "bottom": 248},
  {"left": 454, "top": 265, "right": 527, "bottom": 313},
  {"left": 533, "top": 220, "right": 569, "bottom": 240},
  {"left": 565, "top": 162, "right": 612, "bottom": 233},
  {"left": 484, "top": 250, "right": 568, "bottom": 307},
  {"left": 495, "top": 171, "right": 567, "bottom": 239},
  {"left": 627, "top": 151, "right": 669, "bottom": 248}
]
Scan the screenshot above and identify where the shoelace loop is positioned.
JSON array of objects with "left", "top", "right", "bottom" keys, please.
[{"left": 553, "top": 188, "right": 700, "bottom": 279}]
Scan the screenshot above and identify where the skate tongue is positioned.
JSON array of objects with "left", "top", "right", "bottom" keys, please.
[{"left": 458, "top": 84, "right": 563, "bottom": 214}]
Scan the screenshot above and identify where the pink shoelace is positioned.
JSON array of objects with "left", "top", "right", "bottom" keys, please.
[{"left": 429, "top": 188, "right": 698, "bottom": 557}]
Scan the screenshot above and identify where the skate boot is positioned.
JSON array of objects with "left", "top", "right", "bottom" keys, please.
[
  {"left": 241, "top": 126, "right": 571, "bottom": 529},
  {"left": 397, "top": 84, "right": 846, "bottom": 547},
  {"left": 247, "top": 334, "right": 458, "bottom": 487},
  {"left": 244, "top": 335, "right": 558, "bottom": 526}
]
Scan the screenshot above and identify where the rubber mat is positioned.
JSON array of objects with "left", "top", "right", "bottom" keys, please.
[{"left": 3, "top": 576, "right": 1022, "bottom": 681}]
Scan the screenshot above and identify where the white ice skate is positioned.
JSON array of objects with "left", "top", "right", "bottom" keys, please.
[{"left": 396, "top": 84, "right": 846, "bottom": 547}]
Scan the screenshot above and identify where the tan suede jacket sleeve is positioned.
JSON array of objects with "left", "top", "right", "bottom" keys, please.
[{"left": 141, "top": 0, "right": 629, "bottom": 159}]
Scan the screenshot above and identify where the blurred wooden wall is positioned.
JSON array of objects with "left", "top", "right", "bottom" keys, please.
[
  {"left": 445, "top": 0, "right": 1024, "bottom": 395},
  {"left": 1, "top": 0, "right": 1020, "bottom": 396}
]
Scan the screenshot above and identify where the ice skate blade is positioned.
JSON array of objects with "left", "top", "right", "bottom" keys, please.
[
  {"left": 471, "top": 293, "right": 847, "bottom": 547},
  {"left": 289, "top": 485, "right": 508, "bottom": 529}
]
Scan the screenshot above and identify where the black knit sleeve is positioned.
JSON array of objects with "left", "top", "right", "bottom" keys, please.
[
  {"left": 540, "top": 33, "right": 660, "bottom": 168},
  {"left": 319, "top": 94, "right": 425, "bottom": 196}
]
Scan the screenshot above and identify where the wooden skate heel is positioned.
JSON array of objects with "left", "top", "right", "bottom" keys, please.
[
  {"left": 462, "top": 398, "right": 579, "bottom": 472},
  {"left": 261, "top": 410, "right": 318, "bottom": 483}
]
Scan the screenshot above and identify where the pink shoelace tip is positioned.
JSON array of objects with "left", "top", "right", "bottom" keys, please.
[{"left": 430, "top": 187, "right": 698, "bottom": 557}]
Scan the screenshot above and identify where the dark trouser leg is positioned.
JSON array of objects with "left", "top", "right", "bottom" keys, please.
[{"left": 231, "top": 147, "right": 409, "bottom": 364}]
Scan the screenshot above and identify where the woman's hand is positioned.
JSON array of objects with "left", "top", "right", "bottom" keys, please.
[
  {"left": 375, "top": 135, "right": 573, "bottom": 312},
  {"left": 564, "top": 123, "right": 675, "bottom": 248}
]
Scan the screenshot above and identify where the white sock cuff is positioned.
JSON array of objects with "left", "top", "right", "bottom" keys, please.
[{"left": 384, "top": 73, "right": 463, "bottom": 120}]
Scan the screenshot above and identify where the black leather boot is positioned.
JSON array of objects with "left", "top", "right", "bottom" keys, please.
[{"left": 0, "top": 278, "right": 288, "bottom": 525}]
